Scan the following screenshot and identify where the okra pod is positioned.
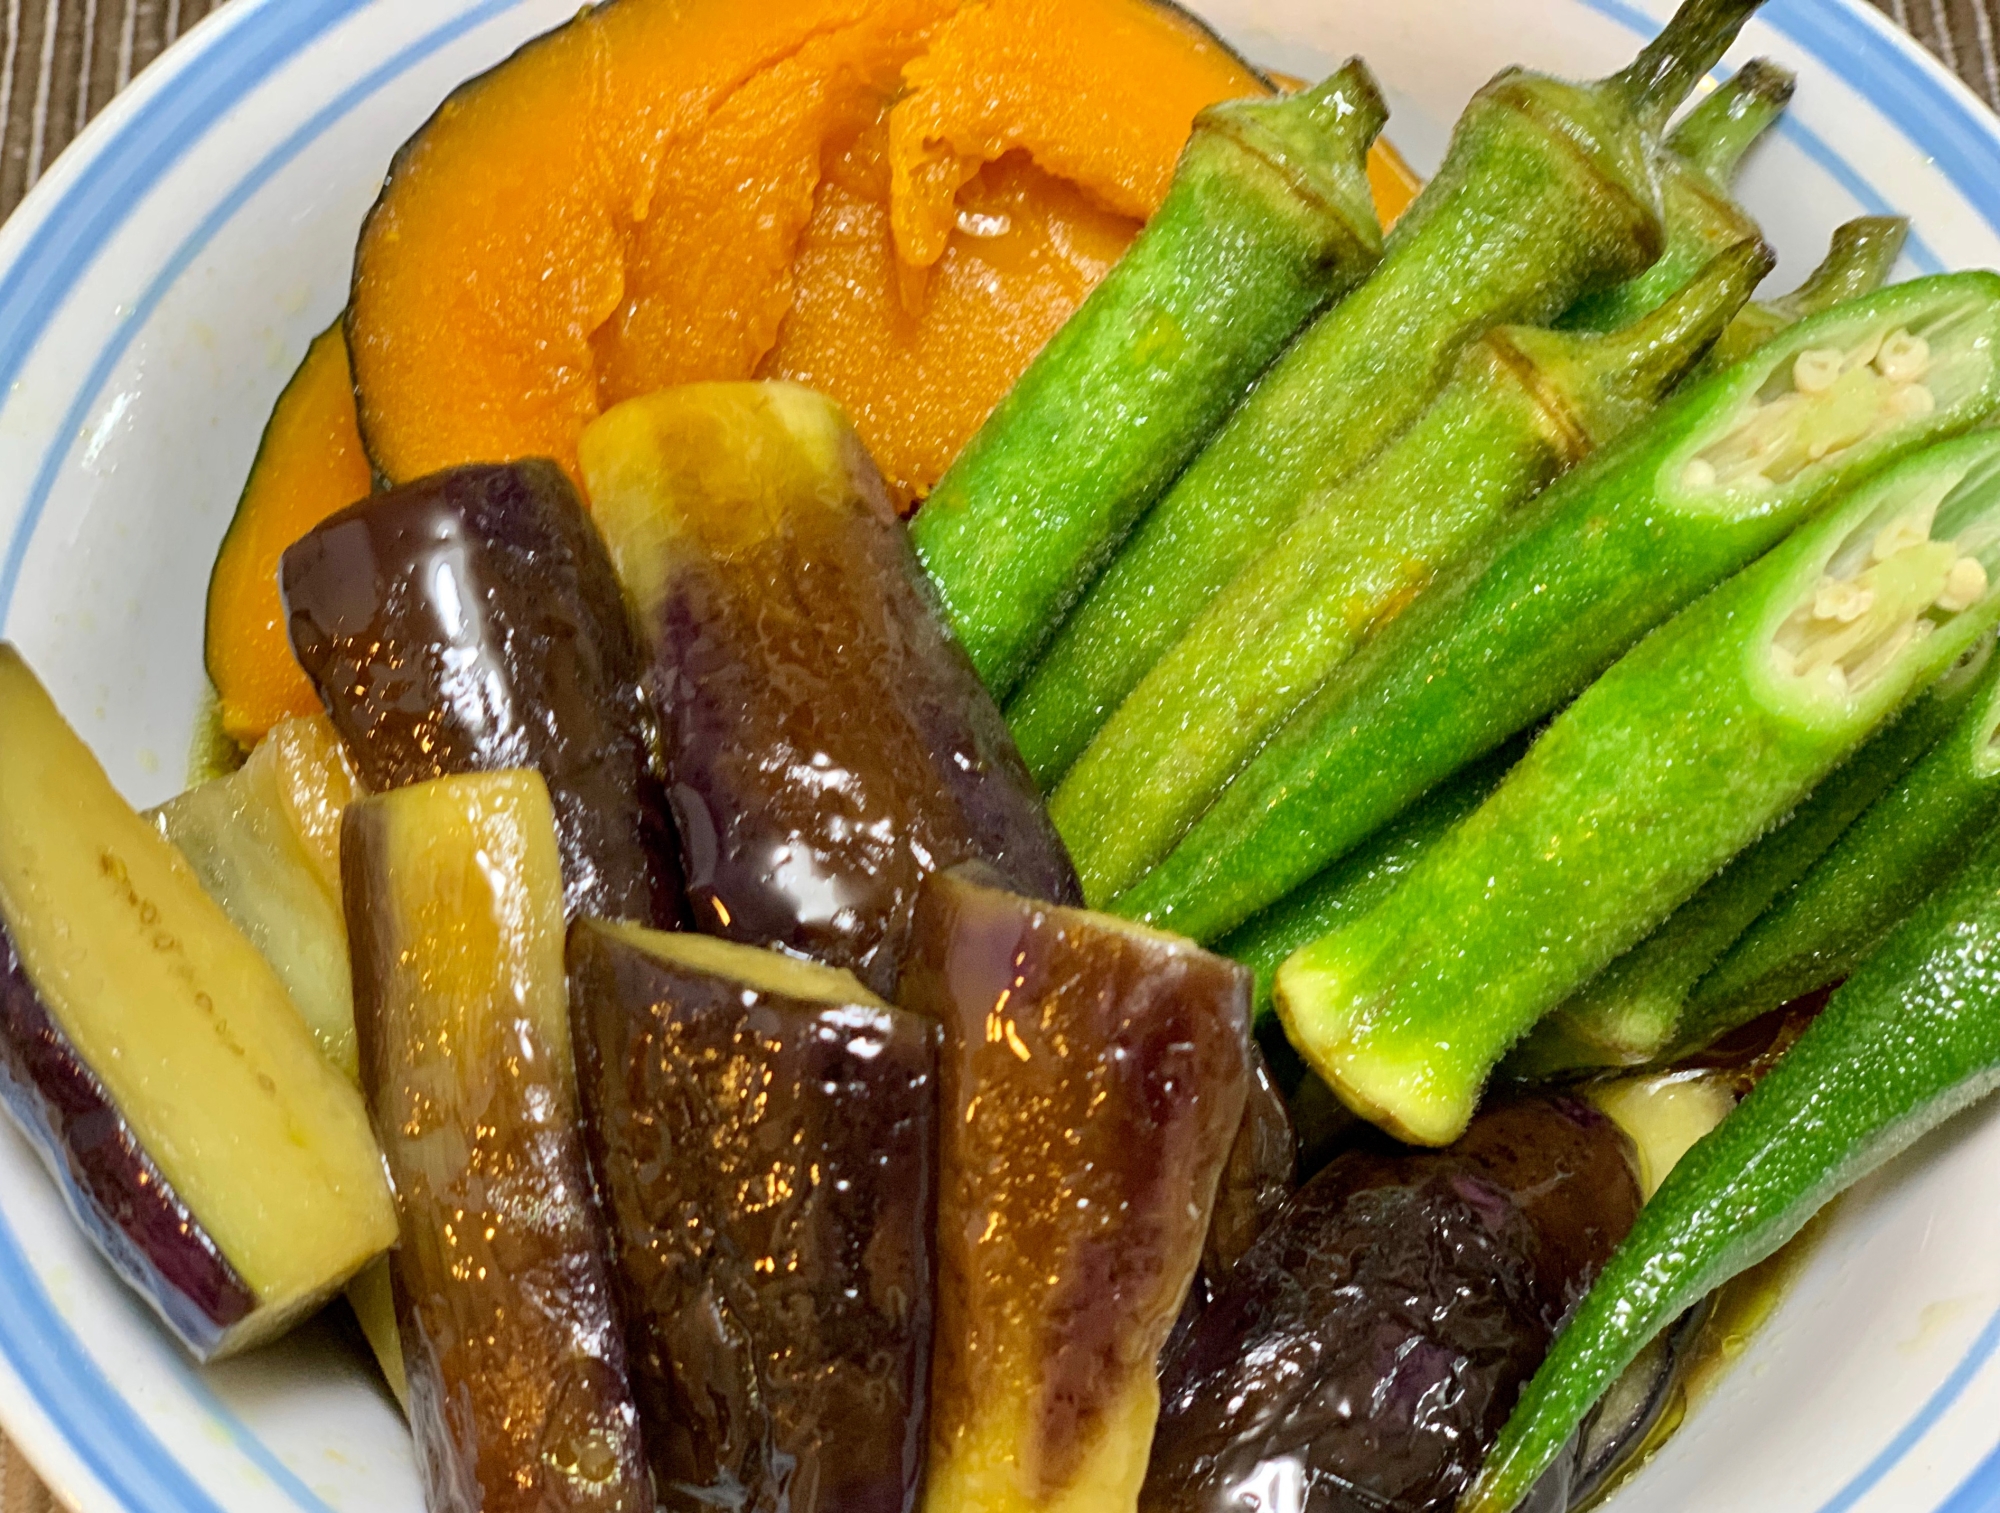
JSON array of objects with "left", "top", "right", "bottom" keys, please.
[
  {"left": 1118, "top": 274, "right": 2000, "bottom": 944},
  {"left": 1004, "top": 0, "right": 1765, "bottom": 786},
  {"left": 1465, "top": 817, "right": 2000, "bottom": 1513},
  {"left": 1560, "top": 58, "right": 1792, "bottom": 334},
  {"left": 1682, "top": 637, "right": 2000, "bottom": 1046},
  {"left": 1277, "top": 432, "right": 2000, "bottom": 1146},
  {"left": 911, "top": 64, "right": 1388, "bottom": 696},
  {"left": 1691, "top": 215, "right": 1910, "bottom": 381},
  {"left": 1217, "top": 738, "right": 1524, "bottom": 1024},
  {"left": 1512, "top": 635, "right": 1996, "bottom": 1076},
  {"left": 1055, "top": 244, "right": 1769, "bottom": 903}
]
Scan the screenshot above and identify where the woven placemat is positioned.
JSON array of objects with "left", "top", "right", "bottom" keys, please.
[{"left": 0, "top": 0, "right": 1988, "bottom": 1507}]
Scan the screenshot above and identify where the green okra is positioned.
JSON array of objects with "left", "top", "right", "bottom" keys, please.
[
  {"left": 1680, "top": 635, "right": 2000, "bottom": 1047},
  {"left": 1274, "top": 431, "right": 2000, "bottom": 1146},
  {"left": 1004, "top": 0, "right": 1767, "bottom": 786},
  {"left": 1691, "top": 215, "right": 1911, "bottom": 380},
  {"left": 910, "top": 64, "right": 1389, "bottom": 697},
  {"left": 1218, "top": 737, "right": 1526, "bottom": 1026},
  {"left": 1465, "top": 815, "right": 2000, "bottom": 1513},
  {"left": 1560, "top": 57, "right": 1793, "bottom": 334},
  {"left": 1115, "top": 274, "right": 2000, "bottom": 946},
  {"left": 1511, "top": 632, "right": 1998, "bottom": 1078},
  {"left": 1051, "top": 243, "right": 1770, "bottom": 905}
]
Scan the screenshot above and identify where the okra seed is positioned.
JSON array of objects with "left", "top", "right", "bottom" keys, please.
[
  {"left": 1938, "top": 556, "right": 1989, "bottom": 613},
  {"left": 1793, "top": 348, "right": 1844, "bottom": 395},
  {"left": 1814, "top": 578, "right": 1874, "bottom": 623},
  {"left": 1890, "top": 384, "right": 1937, "bottom": 419},
  {"left": 1876, "top": 329, "right": 1932, "bottom": 383},
  {"left": 1873, "top": 516, "right": 1932, "bottom": 564},
  {"left": 1682, "top": 458, "right": 1718, "bottom": 490}
]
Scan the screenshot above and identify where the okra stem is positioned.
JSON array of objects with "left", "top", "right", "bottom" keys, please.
[
  {"left": 1054, "top": 243, "right": 1767, "bottom": 905},
  {"left": 1612, "top": 0, "right": 1771, "bottom": 133},
  {"left": 1681, "top": 639, "right": 2000, "bottom": 1047},
  {"left": 1560, "top": 60, "right": 1790, "bottom": 335},
  {"left": 1115, "top": 274, "right": 2000, "bottom": 946},
  {"left": 1466, "top": 816, "right": 2000, "bottom": 1513},
  {"left": 1691, "top": 216, "right": 1909, "bottom": 380},
  {"left": 1004, "top": 0, "right": 1768, "bottom": 788},
  {"left": 1511, "top": 636, "right": 1996, "bottom": 1077},
  {"left": 1665, "top": 57, "right": 1795, "bottom": 180},
  {"left": 913, "top": 64, "right": 1389, "bottom": 697},
  {"left": 1275, "top": 431, "right": 2000, "bottom": 1147}
]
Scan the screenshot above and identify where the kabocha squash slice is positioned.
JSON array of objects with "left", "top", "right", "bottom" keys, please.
[
  {"left": 204, "top": 320, "right": 372, "bottom": 748},
  {"left": 345, "top": 0, "right": 1269, "bottom": 495}
]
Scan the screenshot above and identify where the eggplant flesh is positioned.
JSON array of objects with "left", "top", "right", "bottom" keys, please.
[
  {"left": 900, "top": 865, "right": 1250, "bottom": 1513},
  {"left": 567, "top": 920, "right": 938, "bottom": 1513},
  {"left": 0, "top": 646, "right": 396, "bottom": 1360},
  {"left": 1143, "top": 1097, "right": 1642, "bottom": 1513},
  {"left": 283, "top": 458, "right": 686, "bottom": 929},
  {"left": 578, "top": 383, "right": 1079, "bottom": 1000},
  {"left": 346, "top": 771, "right": 652, "bottom": 1513}
]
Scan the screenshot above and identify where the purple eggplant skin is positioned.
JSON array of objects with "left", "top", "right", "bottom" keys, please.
[
  {"left": 899, "top": 863, "right": 1250, "bottom": 1511},
  {"left": 1206, "top": 1046, "right": 1299, "bottom": 1279},
  {"left": 1142, "top": 1097, "right": 1642, "bottom": 1513},
  {"left": 0, "top": 927, "right": 256, "bottom": 1357},
  {"left": 282, "top": 458, "right": 686, "bottom": 929},
  {"left": 346, "top": 773, "right": 653, "bottom": 1513},
  {"left": 565, "top": 919, "right": 938, "bottom": 1513},
  {"left": 578, "top": 383, "right": 1079, "bottom": 1001}
]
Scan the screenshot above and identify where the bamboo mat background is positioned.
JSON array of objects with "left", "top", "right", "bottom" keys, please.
[{"left": 0, "top": 0, "right": 1990, "bottom": 1506}]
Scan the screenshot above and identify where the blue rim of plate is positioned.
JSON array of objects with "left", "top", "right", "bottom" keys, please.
[{"left": 0, "top": 0, "right": 1995, "bottom": 1509}]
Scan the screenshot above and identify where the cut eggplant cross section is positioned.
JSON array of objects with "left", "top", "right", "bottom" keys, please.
[
  {"left": 579, "top": 382, "right": 1079, "bottom": 1000},
  {"left": 0, "top": 646, "right": 394, "bottom": 1360},
  {"left": 567, "top": 920, "right": 938, "bottom": 1513},
  {"left": 900, "top": 865, "right": 1250, "bottom": 1513},
  {"left": 283, "top": 458, "right": 687, "bottom": 930},
  {"left": 345, "top": 771, "right": 652, "bottom": 1513},
  {"left": 1141, "top": 1097, "right": 1641, "bottom": 1513},
  {"left": 152, "top": 715, "right": 362, "bottom": 1080}
]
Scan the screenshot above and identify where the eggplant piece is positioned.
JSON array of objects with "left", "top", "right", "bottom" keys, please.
[
  {"left": 0, "top": 646, "right": 395, "bottom": 1359},
  {"left": 566, "top": 920, "right": 938, "bottom": 1513},
  {"left": 1206, "top": 1046, "right": 1298, "bottom": 1279},
  {"left": 1142, "top": 1096, "right": 1641, "bottom": 1513},
  {"left": 152, "top": 714, "right": 362, "bottom": 1080},
  {"left": 899, "top": 865, "right": 1251, "bottom": 1513},
  {"left": 578, "top": 382, "right": 1080, "bottom": 1000},
  {"left": 345, "top": 770, "right": 651, "bottom": 1513},
  {"left": 282, "top": 458, "right": 686, "bottom": 929}
]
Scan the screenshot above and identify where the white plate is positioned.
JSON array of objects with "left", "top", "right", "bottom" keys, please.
[{"left": 0, "top": 0, "right": 1995, "bottom": 1509}]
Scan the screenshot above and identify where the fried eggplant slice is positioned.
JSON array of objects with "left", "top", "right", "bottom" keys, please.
[
  {"left": 567, "top": 920, "right": 937, "bottom": 1513},
  {"left": 579, "top": 382, "right": 1079, "bottom": 999},
  {"left": 0, "top": 646, "right": 394, "bottom": 1360},
  {"left": 345, "top": 770, "right": 652, "bottom": 1513},
  {"left": 1142, "top": 1097, "right": 1641, "bottom": 1513},
  {"left": 283, "top": 458, "right": 686, "bottom": 928},
  {"left": 899, "top": 865, "right": 1250, "bottom": 1513}
]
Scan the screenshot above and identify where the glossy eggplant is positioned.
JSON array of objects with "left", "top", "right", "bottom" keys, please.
[
  {"left": 900, "top": 865, "right": 1250, "bottom": 1513},
  {"left": 282, "top": 458, "right": 686, "bottom": 928},
  {"left": 1205, "top": 1047, "right": 1298, "bottom": 1280},
  {"left": 345, "top": 770, "right": 652, "bottom": 1513},
  {"left": 0, "top": 646, "right": 395, "bottom": 1360},
  {"left": 566, "top": 920, "right": 937, "bottom": 1513},
  {"left": 1142, "top": 1097, "right": 1641, "bottom": 1513},
  {"left": 579, "top": 383, "right": 1079, "bottom": 1000},
  {"left": 152, "top": 714, "right": 363, "bottom": 1080}
]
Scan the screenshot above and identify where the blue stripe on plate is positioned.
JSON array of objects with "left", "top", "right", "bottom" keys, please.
[
  {"left": 0, "top": 2, "right": 1995, "bottom": 1511},
  {"left": 0, "top": 0, "right": 538, "bottom": 1508}
]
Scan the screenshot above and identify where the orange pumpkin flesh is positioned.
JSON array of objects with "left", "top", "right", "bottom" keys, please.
[
  {"left": 204, "top": 322, "right": 374, "bottom": 747},
  {"left": 346, "top": 0, "right": 1266, "bottom": 491},
  {"left": 214, "top": 2, "right": 1418, "bottom": 746}
]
